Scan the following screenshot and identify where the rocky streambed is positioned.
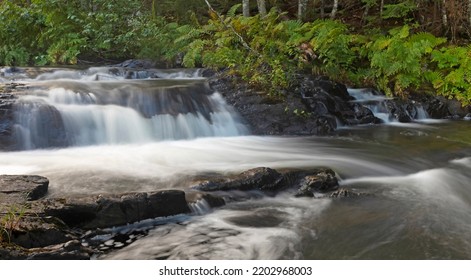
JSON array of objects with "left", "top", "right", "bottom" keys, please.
[{"left": 0, "top": 167, "right": 359, "bottom": 259}]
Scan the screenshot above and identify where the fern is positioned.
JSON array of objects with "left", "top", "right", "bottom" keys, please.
[
  {"left": 227, "top": 4, "right": 242, "bottom": 17},
  {"left": 382, "top": 1, "right": 417, "bottom": 19}
]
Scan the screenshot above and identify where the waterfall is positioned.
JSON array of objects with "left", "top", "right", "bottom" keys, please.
[
  {"left": 10, "top": 69, "right": 248, "bottom": 150},
  {"left": 348, "top": 88, "right": 430, "bottom": 123}
]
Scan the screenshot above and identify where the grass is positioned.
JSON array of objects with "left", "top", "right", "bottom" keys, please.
[{"left": 0, "top": 204, "right": 27, "bottom": 244}]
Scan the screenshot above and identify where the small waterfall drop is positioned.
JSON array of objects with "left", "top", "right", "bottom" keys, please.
[
  {"left": 189, "top": 199, "right": 213, "bottom": 215},
  {"left": 10, "top": 68, "right": 248, "bottom": 150},
  {"left": 348, "top": 88, "right": 430, "bottom": 123}
]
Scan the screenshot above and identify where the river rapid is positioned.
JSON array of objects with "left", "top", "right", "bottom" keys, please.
[{"left": 1, "top": 67, "right": 470, "bottom": 259}]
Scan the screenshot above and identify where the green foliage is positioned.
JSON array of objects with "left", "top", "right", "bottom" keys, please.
[
  {"left": 178, "top": 8, "right": 302, "bottom": 93},
  {"left": 427, "top": 46, "right": 471, "bottom": 104},
  {"left": 306, "top": 19, "right": 358, "bottom": 78},
  {"left": 1, "top": 0, "right": 470, "bottom": 104},
  {"left": 0, "top": 0, "right": 189, "bottom": 65},
  {"left": 382, "top": 1, "right": 417, "bottom": 20},
  {"left": 0, "top": 45, "right": 30, "bottom": 66},
  {"left": 178, "top": 8, "right": 361, "bottom": 94},
  {"left": 366, "top": 25, "right": 446, "bottom": 95},
  {"left": 0, "top": 1, "right": 43, "bottom": 65}
]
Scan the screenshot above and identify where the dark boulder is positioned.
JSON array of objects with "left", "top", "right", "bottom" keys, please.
[
  {"left": 193, "top": 167, "right": 284, "bottom": 192},
  {"left": 385, "top": 100, "right": 413, "bottom": 122},
  {"left": 208, "top": 73, "right": 337, "bottom": 136},
  {"left": 293, "top": 169, "right": 339, "bottom": 197},
  {"left": 425, "top": 97, "right": 451, "bottom": 119},
  {"left": 43, "top": 190, "right": 191, "bottom": 229}
]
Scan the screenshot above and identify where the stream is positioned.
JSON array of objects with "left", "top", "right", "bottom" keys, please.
[{"left": 1, "top": 67, "right": 470, "bottom": 259}]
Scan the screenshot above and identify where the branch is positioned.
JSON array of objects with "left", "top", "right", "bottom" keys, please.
[{"left": 203, "top": 0, "right": 261, "bottom": 57}]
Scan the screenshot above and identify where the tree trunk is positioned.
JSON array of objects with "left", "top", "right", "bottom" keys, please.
[
  {"left": 298, "top": 0, "right": 308, "bottom": 20},
  {"left": 257, "top": 0, "right": 267, "bottom": 17},
  {"left": 330, "top": 0, "right": 338, "bottom": 19},
  {"left": 320, "top": 0, "right": 325, "bottom": 18},
  {"left": 468, "top": 0, "right": 471, "bottom": 27},
  {"left": 442, "top": 0, "right": 448, "bottom": 28},
  {"left": 362, "top": 5, "right": 370, "bottom": 25},
  {"left": 243, "top": 0, "right": 250, "bottom": 17},
  {"left": 380, "top": 0, "right": 384, "bottom": 18}
]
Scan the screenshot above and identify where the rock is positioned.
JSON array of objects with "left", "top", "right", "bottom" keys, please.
[
  {"left": 426, "top": 97, "right": 450, "bottom": 118},
  {"left": 12, "top": 102, "right": 69, "bottom": 149},
  {"left": 329, "top": 188, "right": 369, "bottom": 198},
  {"left": 27, "top": 240, "right": 93, "bottom": 260},
  {"left": 352, "top": 103, "right": 380, "bottom": 124},
  {"left": 385, "top": 100, "right": 413, "bottom": 122},
  {"left": 0, "top": 239, "right": 93, "bottom": 260},
  {"left": 193, "top": 167, "right": 284, "bottom": 192},
  {"left": 208, "top": 73, "right": 337, "bottom": 136},
  {"left": 0, "top": 93, "right": 16, "bottom": 150},
  {"left": 0, "top": 175, "right": 49, "bottom": 201},
  {"left": 293, "top": 169, "right": 339, "bottom": 197},
  {"left": 43, "top": 190, "right": 191, "bottom": 229},
  {"left": 9, "top": 216, "right": 72, "bottom": 249}
]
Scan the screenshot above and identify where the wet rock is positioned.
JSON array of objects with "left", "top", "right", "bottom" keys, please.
[
  {"left": 0, "top": 93, "right": 16, "bottom": 150},
  {"left": 0, "top": 239, "right": 92, "bottom": 260},
  {"left": 193, "top": 167, "right": 284, "bottom": 192},
  {"left": 27, "top": 240, "right": 94, "bottom": 260},
  {"left": 0, "top": 175, "right": 49, "bottom": 202},
  {"left": 384, "top": 100, "right": 413, "bottom": 122},
  {"left": 43, "top": 190, "right": 191, "bottom": 229},
  {"left": 352, "top": 104, "right": 380, "bottom": 124},
  {"left": 9, "top": 216, "right": 72, "bottom": 249},
  {"left": 293, "top": 169, "right": 339, "bottom": 197},
  {"left": 426, "top": 97, "right": 451, "bottom": 119},
  {"left": 208, "top": 73, "right": 337, "bottom": 136},
  {"left": 12, "top": 102, "right": 69, "bottom": 149},
  {"left": 329, "top": 188, "right": 364, "bottom": 198}
]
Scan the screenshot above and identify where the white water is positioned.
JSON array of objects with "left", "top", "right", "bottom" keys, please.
[
  {"left": 11, "top": 71, "right": 247, "bottom": 149},
  {"left": 348, "top": 88, "right": 432, "bottom": 124},
  {"left": 2, "top": 68, "right": 471, "bottom": 259}
]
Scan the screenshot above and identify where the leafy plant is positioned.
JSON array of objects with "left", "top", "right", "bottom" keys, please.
[
  {"left": 365, "top": 25, "right": 446, "bottom": 96},
  {"left": 427, "top": 45, "right": 471, "bottom": 104},
  {"left": 382, "top": 1, "right": 417, "bottom": 20}
]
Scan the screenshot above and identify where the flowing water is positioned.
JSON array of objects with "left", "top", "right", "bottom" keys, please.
[{"left": 1, "top": 67, "right": 471, "bottom": 259}]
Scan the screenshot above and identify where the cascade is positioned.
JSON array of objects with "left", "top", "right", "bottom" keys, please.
[
  {"left": 9, "top": 68, "right": 247, "bottom": 150},
  {"left": 348, "top": 88, "right": 430, "bottom": 123}
]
